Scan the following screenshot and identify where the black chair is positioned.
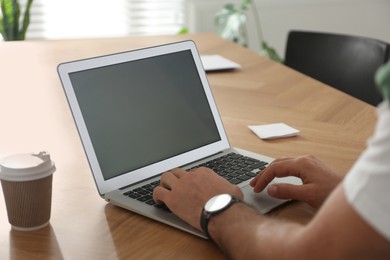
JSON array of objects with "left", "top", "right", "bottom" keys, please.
[{"left": 284, "top": 30, "right": 390, "bottom": 106}]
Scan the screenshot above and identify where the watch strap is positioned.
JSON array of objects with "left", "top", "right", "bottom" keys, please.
[{"left": 200, "top": 195, "right": 240, "bottom": 239}]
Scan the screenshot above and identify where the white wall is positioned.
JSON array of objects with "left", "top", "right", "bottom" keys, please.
[{"left": 185, "top": 0, "right": 390, "bottom": 59}]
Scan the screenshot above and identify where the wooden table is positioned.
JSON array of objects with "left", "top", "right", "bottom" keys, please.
[{"left": 0, "top": 33, "right": 376, "bottom": 259}]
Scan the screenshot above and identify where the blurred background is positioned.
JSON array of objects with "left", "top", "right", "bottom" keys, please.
[{"left": 10, "top": 0, "right": 390, "bottom": 60}]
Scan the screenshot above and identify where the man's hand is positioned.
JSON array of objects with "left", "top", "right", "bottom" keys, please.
[
  {"left": 250, "top": 155, "right": 342, "bottom": 209},
  {"left": 152, "top": 158, "right": 390, "bottom": 260},
  {"left": 153, "top": 167, "right": 243, "bottom": 230}
]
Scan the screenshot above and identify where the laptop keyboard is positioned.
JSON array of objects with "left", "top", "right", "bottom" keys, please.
[
  {"left": 123, "top": 152, "right": 268, "bottom": 209},
  {"left": 192, "top": 152, "right": 268, "bottom": 184}
]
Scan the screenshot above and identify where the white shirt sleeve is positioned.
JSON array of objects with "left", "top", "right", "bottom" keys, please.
[{"left": 344, "top": 101, "right": 390, "bottom": 241}]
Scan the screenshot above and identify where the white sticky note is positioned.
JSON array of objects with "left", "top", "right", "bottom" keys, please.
[
  {"left": 200, "top": 55, "right": 241, "bottom": 71},
  {"left": 248, "top": 123, "right": 300, "bottom": 140}
]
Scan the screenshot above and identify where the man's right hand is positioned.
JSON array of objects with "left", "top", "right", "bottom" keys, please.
[{"left": 250, "top": 155, "right": 342, "bottom": 209}]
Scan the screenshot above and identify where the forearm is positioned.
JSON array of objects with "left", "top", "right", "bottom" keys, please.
[
  {"left": 208, "top": 202, "right": 305, "bottom": 259},
  {"left": 208, "top": 185, "right": 390, "bottom": 260}
]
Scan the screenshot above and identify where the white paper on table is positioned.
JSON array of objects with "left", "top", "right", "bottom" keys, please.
[
  {"left": 200, "top": 55, "right": 241, "bottom": 71},
  {"left": 248, "top": 123, "right": 300, "bottom": 140}
]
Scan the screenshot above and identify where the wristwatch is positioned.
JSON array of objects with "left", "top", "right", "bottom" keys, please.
[{"left": 200, "top": 194, "right": 241, "bottom": 239}]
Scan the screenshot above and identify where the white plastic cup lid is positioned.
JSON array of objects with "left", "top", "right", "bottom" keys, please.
[{"left": 0, "top": 151, "right": 56, "bottom": 182}]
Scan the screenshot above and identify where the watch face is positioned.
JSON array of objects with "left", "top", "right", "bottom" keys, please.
[{"left": 204, "top": 194, "right": 232, "bottom": 213}]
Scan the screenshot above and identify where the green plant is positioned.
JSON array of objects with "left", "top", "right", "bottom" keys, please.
[
  {"left": 0, "top": 0, "right": 33, "bottom": 41},
  {"left": 178, "top": 27, "right": 189, "bottom": 35},
  {"left": 215, "top": 0, "right": 282, "bottom": 63}
]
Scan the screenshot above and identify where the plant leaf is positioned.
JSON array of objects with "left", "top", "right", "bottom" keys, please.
[
  {"left": 222, "top": 13, "right": 246, "bottom": 39},
  {"left": 261, "top": 41, "right": 283, "bottom": 63},
  {"left": 215, "top": 2, "right": 249, "bottom": 46},
  {"left": 215, "top": 3, "right": 236, "bottom": 25},
  {"left": 178, "top": 27, "right": 188, "bottom": 35},
  {"left": 240, "top": 0, "right": 252, "bottom": 11},
  {"left": 0, "top": 17, "right": 5, "bottom": 39},
  {"left": 19, "top": 0, "right": 33, "bottom": 40},
  {"left": 1, "top": 0, "right": 20, "bottom": 40},
  {"left": 214, "top": 0, "right": 282, "bottom": 62}
]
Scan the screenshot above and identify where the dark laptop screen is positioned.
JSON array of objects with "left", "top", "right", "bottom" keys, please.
[{"left": 69, "top": 50, "right": 221, "bottom": 180}]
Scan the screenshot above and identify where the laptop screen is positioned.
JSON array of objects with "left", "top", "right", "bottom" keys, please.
[
  {"left": 68, "top": 50, "right": 221, "bottom": 180},
  {"left": 59, "top": 40, "right": 230, "bottom": 195}
]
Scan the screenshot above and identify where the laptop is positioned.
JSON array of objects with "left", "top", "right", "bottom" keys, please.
[{"left": 57, "top": 40, "right": 301, "bottom": 239}]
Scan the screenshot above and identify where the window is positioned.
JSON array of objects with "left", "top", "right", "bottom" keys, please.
[
  {"left": 20, "top": 0, "right": 185, "bottom": 39},
  {"left": 127, "top": 0, "right": 185, "bottom": 35}
]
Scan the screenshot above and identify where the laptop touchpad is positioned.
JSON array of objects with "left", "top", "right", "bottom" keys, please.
[{"left": 241, "top": 177, "right": 301, "bottom": 214}]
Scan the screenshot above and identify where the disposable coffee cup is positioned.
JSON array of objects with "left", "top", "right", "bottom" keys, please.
[{"left": 0, "top": 151, "right": 56, "bottom": 231}]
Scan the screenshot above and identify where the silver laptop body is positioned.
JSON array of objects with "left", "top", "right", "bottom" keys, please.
[{"left": 58, "top": 40, "right": 300, "bottom": 239}]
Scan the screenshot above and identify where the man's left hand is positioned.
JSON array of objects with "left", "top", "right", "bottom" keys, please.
[{"left": 153, "top": 167, "right": 243, "bottom": 230}]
